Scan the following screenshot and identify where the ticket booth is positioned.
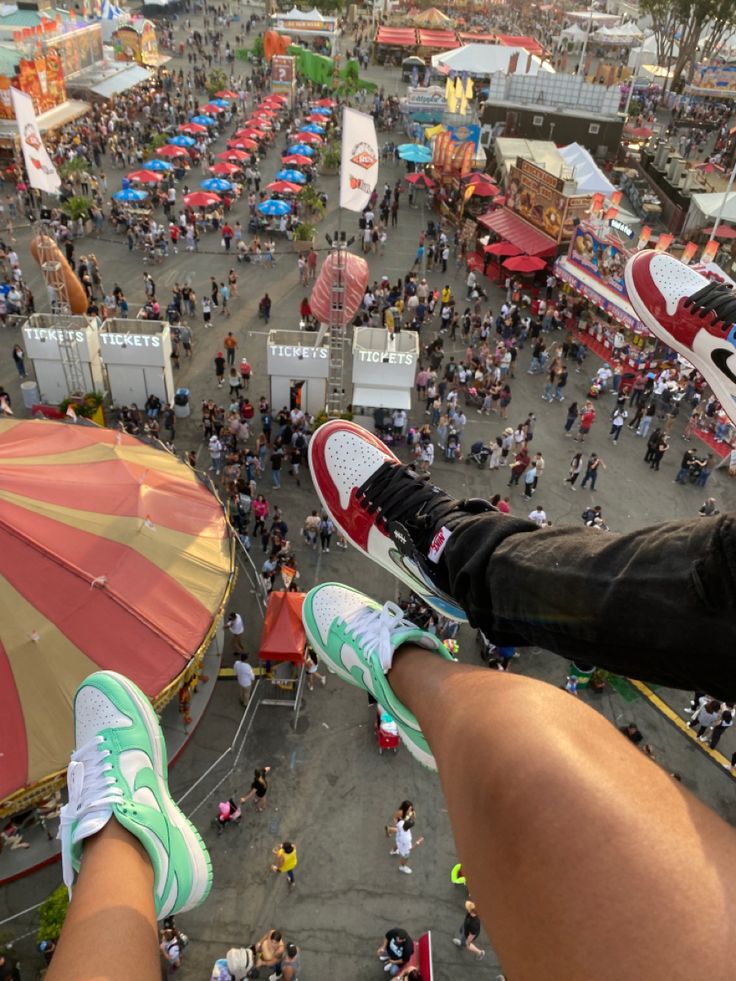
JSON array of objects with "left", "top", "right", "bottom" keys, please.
[
  {"left": 351, "top": 327, "right": 418, "bottom": 428},
  {"left": 99, "top": 319, "right": 175, "bottom": 407},
  {"left": 266, "top": 330, "right": 329, "bottom": 417},
  {"left": 22, "top": 314, "right": 105, "bottom": 405}
]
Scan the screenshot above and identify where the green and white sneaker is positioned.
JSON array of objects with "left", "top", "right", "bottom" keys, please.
[
  {"left": 302, "top": 583, "right": 455, "bottom": 770},
  {"left": 58, "top": 670, "right": 212, "bottom": 919}
]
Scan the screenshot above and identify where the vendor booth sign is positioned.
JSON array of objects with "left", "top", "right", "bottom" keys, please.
[
  {"left": 0, "top": 52, "right": 66, "bottom": 119},
  {"left": 506, "top": 158, "right": 591, "bottom": 243},
  {"left": 568, "top": 225, "right": 627, "bottom": 297},
  {"left": 403, "top": 85, "right": 446, "bottom": 116}
]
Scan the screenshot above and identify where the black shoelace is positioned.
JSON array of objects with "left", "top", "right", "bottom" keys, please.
[
  {"left": 356, "top": 462, "right": 462, "bottom": 534},
  {"left": 683, "top": 282, "right": 736, "bottom": 333}
]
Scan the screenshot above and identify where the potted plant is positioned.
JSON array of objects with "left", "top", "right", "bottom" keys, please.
[
  {"left": 589, "top": 668, "right": 610, "bottom": 694},
  {"left": 292, "top": 221, "right": 316, "bottom": 253},
  {"left": 299, "top": 184, "right": 326, "bottom": 220},
  {"left": 320, "top": 141, "right": 341, "bottom": 176}
]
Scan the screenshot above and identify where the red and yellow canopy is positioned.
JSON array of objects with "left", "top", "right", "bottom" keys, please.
[{"left": 0, "top": 419, "right": 233, "bottom": 807}]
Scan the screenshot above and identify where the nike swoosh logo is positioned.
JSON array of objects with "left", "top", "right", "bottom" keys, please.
[{"left": 710, "top": 347, "right": 736, "bottom": 385}]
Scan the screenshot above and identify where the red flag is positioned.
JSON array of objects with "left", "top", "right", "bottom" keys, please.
[
  {"left": 636, "top": 225, "right": 652, "bottom": 251},
  {"left": 591, "top": 193, "right": 604, "bottom": 213},
  {"left": 655, "top": 233, "right": 673, "bottom": 253},
  {"left": 611, "top": 190, "right": 623, "bottom": 206},
  {"left": 701, "top": 240, "right": 720, "bottom": 264},
  {"left": 680, "top": 242, "right": 698, "bottom": 265}
]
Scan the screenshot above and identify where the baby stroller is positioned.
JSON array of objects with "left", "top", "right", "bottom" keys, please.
[
  {"left": 589, "top": 379, "right": 602, "bottom": 399},
  {"left": 464, "top": 385, "right": 484, "bottom": 408},
  {"left": 446, "top": 428, "right": 462, "bottom": 462},
  {"left": 465, "top": 441, "right": 490, "bottom": 468},
  {"left": 210, "top": 946, "right": 258, "bottom": 980},
  {"left": 376, "top": 706, "right": 400, "bottom": 755},
  {"left": 214, "top": 798, "right": 242, "bottom": 835}
]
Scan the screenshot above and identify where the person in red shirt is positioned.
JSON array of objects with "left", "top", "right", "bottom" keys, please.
[
  {"left": 239, "top": 357, "right": 252, "bottom": 390},
  {"left": 169, "top": 223, "right": 179, "bottom": 254},
  {"left": 575, "top": 403, "right": 596, "bottom": 443},
  {"left": 222, "top": 222, "right": 234, "bottom": 251}
]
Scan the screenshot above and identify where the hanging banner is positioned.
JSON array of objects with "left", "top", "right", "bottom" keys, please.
[
  {"left": 340, "top": 107, "right": 378, "bottom": 213},
  {"left": 610, "top": 190, "right": 623, "bottom": 207},
  {"left": 680, "top": 241, "right": 698, "bottom": 265},
  {"left": 655, "top": 232, "right": 673, "bottom": 252},
  {"left": 636, "top": 225, "right": 652, "bottom": 251},
  {"left": 604, "top": 206, "right": 618, "bottom": 221},
  {"left": 10, "top": 87, "right": 61, "bottom": 195},
  {"left": 590, "top": 192, "right": 605, "bottom": 213}
]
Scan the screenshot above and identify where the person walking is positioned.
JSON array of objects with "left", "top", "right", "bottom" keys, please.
[
  {"left": 302, "top": 510, "right": 320, "bottom": 549},
  {"left": 240, "top": 766, "right": 270, "bottom": 812},
  {"left": 523, "top": 463, "right": 537, "bottom": 499},
  {"left": 609, "top": 406, "right": 628, "bottom": 443},
  {"left": 271, "top": 840, "right": 297, "bottom": 888},
  {"left": 649, "top": 434, "right": 669, "bottom": 471},
  {"left": 319, "top": 512, "right": 335, "bottom": 553},
  {"left": 226, "top": 611, "right": 245, "bottom": 652},
  {"left": 270, "top": 441, "right": 284, "bottom": 489},
  {"left": 563, "top": 401, "right": 578, "bottom": 435},
  {"left": 688, "top": 699, "right": 722, "bottom": 742},
  {"left": 580, "top": 452, "right": 606, "bottom": 491},
  {"left": 11, "top": 343, "right": 25, "bottom": 378},
  {"left": 234, "top": 652, "right": 254, "bottom": 706},
  {"left": 452, "top": 899, "right": 486, "bottom": 961},
  {"left": 386, "top": 800, "right": 423, "bottom": 874},
  {"left": 224, "top": 331, "right": 237, "bottom": 365},
  {"left": 637, "top": 401, "right": 656, "bottom": 438},
  {"left": 214, "top": 352, "right": 226, "bottom": 387},
  {"left": 709, "top": 709, "right": 733, "bottom": 750},
  {"left": 208, "top": 433, "right": 223, "bottom": 475},
  {"left": 574, "top": 403, "right": 596, "bottom": 442},
  {"left": 268, "top": 941, "right": 300, "bottom": 981},
  {"left": 565, "top": 452, "right": 583, "bottom": 489},
  {"left": 305, "top": 648, "right": 327, "bottom": 690}
]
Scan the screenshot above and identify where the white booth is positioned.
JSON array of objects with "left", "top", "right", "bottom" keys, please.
[
  {"left": 351, "top": 327, "right": 418, "bottom": 428},
  {"left": 99, "top": 319, "right": 174, "bottom": 408},
  {"left": 22, "top": 314, "right": 105, "bottom": 405},
  {"left": 267, "top": 330, "right": 329, "bottom": 417}
]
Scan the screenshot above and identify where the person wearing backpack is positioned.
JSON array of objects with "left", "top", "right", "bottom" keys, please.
[{"left": 319, "top": 512, "right": 335, "bottom": 553}]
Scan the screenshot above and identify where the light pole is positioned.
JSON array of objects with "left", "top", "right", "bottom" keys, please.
[{"left": 708, "top": 157, "right": 736, "bottom": 243}]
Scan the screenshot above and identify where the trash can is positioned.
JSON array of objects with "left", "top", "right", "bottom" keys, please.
[
  {"left": 20, "top": 380, "right": 39, "bottom": 409},
  {"left": 569, "top": 661, "right": 595, "bottom": 689},
  {"left": 174, "top": 387, "right": 190, "bottom": 419}
]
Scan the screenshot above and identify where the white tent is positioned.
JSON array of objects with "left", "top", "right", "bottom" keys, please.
[
  {"left": 430, "top": 43, "right": 554, "bottom": 77},
  {"left": 559, "top": 143, "right": 615, "bottom": 196},
  {"left": 560, "top": 23, "right": 589, "bottom": 42},
  {"left": 686, "top": 191, "right": 736, "bottom": 230},
  {"left": 593, "top": 23, "right": 644, "bottom": 45}
]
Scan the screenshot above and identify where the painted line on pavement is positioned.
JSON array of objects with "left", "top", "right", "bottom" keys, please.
[{"left": 629, "top": 678, "right": 734, "bottom": 776}]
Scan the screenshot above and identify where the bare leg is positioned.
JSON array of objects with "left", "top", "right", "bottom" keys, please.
[
  {"left": 389, "top": 647, "right": 736, "bottom": 981},
  {"left": 47, "top": 820, "right": 159, "bottom": 981}
]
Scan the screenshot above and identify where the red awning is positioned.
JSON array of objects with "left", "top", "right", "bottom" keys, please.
[
  {"left": 375, "top": 27, "right": 417, "bottom": 46},
  {"left": 496, "top": 34, "right": 545, "bottom": 56},
  {"left": 458, "top": 32, "right": 497, "bottom": 43},
  {"left": 417, "top": 28, "right": 459, "bottom": 48},
  {"left": 477, "top": 209, "right": 557, "bottom": 256},
  {"left": 258, "top": 590, "right": 306, "bottom": 663}
]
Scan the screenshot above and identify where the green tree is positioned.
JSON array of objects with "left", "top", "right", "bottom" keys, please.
[
  {"left": 641, "top": 0, "right": 736, "bottom": 90},
  {"left": 37, "top": 885, "right": 69, "bottom": 943},
  {"left": 206, "top": 68, "right": 228, "bottom": 97}
]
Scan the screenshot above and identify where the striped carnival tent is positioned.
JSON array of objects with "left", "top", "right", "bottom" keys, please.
[{"left": 0, "top": 419, "right": 234, "bottom": 814}]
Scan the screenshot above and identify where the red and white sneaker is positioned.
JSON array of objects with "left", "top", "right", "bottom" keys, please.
[
  {"left": 625, "top": 250, "right": 736, "bottom": 422},
  {"left": 308, "top": 420, "right": 495, "bottom": 621}
]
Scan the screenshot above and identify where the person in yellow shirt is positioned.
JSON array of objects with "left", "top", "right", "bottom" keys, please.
[
  {"left": 271, "top": 840, "right": 297, "bottom": 888},
  {"left": 441, "top": 285, "right": 452, "bottom": 307}
]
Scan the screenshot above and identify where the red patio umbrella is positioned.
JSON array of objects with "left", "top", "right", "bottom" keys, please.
[
  {"left": 235, "top": 128, "right": 261, "bottom": 139},
  {"left": 282, "top": 154, "right": 313, "bottom": 166},
  {"left": 307, "top": 114, "right": 327, "bottom": 123},
  {"left": 702, "top": 225, "right": 736, "bottom": 239},
  {"left": 484, "top": 241, "right": 522, "bottom": 256},
  {"left": 183, "top": 191, "right": 221, "bottom": 207},
  {"left": 210, "top": 162, "right": 240, "bottom": 175},
  {"left": 215, "top": 89, "right": 238, "bottom": 98},
  {"left": 623, "top": 126, "right": 653, "bottom": 140},
  {"left": 296, "top": 132, "right": 323, "bottom": 144},
  {"left": 218, "top": 149, "right": 248, "bottom": 161},
  {"left": 228, "top": 138, "right": 258, "bottom": 151},
  {"left": 157, "top": 145, "right": 189, "bottom": 158},
  {"left": 127, "top": 169, "right": 163, "bottom": 183},
  {"left": 503, "top": 255, "right": 547, "bottom": 273},
  {"left": 470, "top": 182, "right": 501, "bottom": 198},
  {"left": 247, "top": 119, "right": 272, "bottom": 130},
  {"left": 316, "top": 98, "right": 336, "bottom": 107},
  {"left": 203, "top": 103, "right": 225, "bottom": 114},
  {"left": 405, "top": 173, "right": 435, "bottom": 187},
  {"left": 178, "top": 122, "right": 207, "bottom": 134},
  {"left": 465, "top": 172, "right": 498, "bottom": 187},
  {"left": 254, "top": 107, "right": 277, "bottom": 115},
  {"left": 266, "top": 180, "right": 303, "bottom": 194}
]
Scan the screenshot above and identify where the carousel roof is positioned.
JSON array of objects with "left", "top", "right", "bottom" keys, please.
[{"left": 0, "top": 419, "right": 232, "bottom": 805}]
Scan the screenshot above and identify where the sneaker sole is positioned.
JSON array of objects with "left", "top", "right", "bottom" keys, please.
[
  {"left": 308, "top": 421, "right": 467, "bottom": 622},
  {"left": 624, "top": 258, "right": 736, "bottom": 418},
  {"left": 100, "top": 672, "right": 213, "bottom": 916}
]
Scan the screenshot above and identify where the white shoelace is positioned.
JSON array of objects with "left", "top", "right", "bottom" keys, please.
[
  {"left": 58, "top": 736, "right": 124, "bottom": 895},
  {"left": 341, "top": 601, "right": 412, "bottom": 673}
]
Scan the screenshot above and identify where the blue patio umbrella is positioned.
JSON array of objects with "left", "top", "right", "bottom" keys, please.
[
  {"left": 211, "top": 98, "right": 231, "bottom": 108},
  {"left": 288, "top": 144, "right": 316, "bottom": 156},
  {"left": 201, "top": 177, "right": 234, "bottom": 192},
  {"left": 258, "top": 199, "right": 291, "bottom": 216},
  {"left": 191, "top": 115, "right": 215, "bottom": 126},
  {"left": 275, "top": 169, "right": 306, "bottom": 184},
  {"left": 169, "top": 134, "right": 195, "bottom": 147},
  {"left": 143, "top": 159, "right": 173, "bottom": 172},
  {"left": 301, "top": 123, "right": 325, "bottom": 134},
  {"left": 311, "top": 106, "right": 331, "bottom": 115},
  {"left": 398, "top": 144, "right": 432, "bottom": 163},
  {"left": 113, "top": 187, "right": 148, "bottom": 202}
]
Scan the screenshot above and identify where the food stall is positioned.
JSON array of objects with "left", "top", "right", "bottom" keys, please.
[
  {"left": 266, "top": 329, "right": 329, "bottom": 417},
  {"left": 351, "top": 327, "right": 418, "bottom": 429}
]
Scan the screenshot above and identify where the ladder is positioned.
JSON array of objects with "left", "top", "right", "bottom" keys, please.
[{"left": 326, "top": 237, "right": 347, "bottom": 417}]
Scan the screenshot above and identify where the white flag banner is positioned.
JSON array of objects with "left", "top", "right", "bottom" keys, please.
[
  {"left": 339, "top": 106, "right": 378, "bottom": 213},
  {"left": 10, "top": 87, "right": 61, "bottom": 196}
]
